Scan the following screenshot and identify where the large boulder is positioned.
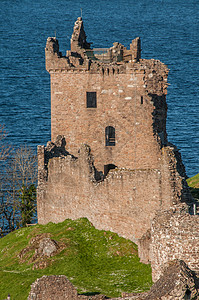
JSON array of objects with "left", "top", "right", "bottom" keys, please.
[
  {"left": 18, "top": 234, "right": 65, "bottom": 270},
  {"left": 37, "top": 238, "right": 58, "bottom": 257}
]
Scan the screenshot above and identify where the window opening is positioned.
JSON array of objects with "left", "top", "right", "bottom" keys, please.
[
  {"left": 105, "top": 126, "right": 115, "bottom": 146},
  {"left": 104, "top": 164, "right": 117, "bottom": 177},
  {"left": 184, "top": 289, "right": 191, "bottom": 299},
  {"left": 87, "top": 92, "right": 97, "bottom": 108},
  {"left": 141, "top": 96, "right": 143, "bottom": 104}
]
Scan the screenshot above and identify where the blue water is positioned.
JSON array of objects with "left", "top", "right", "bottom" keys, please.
[{"left": 0, "top": 0, "right": 199, "bottom": 177}]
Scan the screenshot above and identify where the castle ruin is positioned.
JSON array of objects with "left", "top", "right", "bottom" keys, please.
[{"left": 37, "top": 17, "right": 198, "bottom": 281}]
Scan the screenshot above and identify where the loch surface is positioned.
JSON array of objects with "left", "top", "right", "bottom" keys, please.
[{"left": 0, "top": 0, "right": 198, "bottom": 177}]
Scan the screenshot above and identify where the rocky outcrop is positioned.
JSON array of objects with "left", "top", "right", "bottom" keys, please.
[{"left": 18, "top": 233, "right": 65, "bottom": 270}]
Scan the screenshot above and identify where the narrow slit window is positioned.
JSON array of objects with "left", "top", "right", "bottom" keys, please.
[
  {"left": 87, "top": 92, "right": 97, "bottom": 108},
  {"left": 105, "top": 126, "right": 115, "bottom": 146},
  {"left": 141, "top": 96, "right": 143, "bottom": 104}
]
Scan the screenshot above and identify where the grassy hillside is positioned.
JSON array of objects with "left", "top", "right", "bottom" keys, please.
[
  {"left": 0, "top": 218, "right": 152, "bottom": 299},
  {"left": 187, "top": 173, "right": 199, "bottom": 200}
]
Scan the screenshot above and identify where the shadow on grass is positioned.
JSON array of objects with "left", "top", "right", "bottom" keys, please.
[{"left": 79, "top": 291, "right": 110, "bottom": 298}]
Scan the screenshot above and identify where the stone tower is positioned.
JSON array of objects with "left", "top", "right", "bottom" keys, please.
[{"left": 37, "top": 17, "right": 192, "bottom": 243}]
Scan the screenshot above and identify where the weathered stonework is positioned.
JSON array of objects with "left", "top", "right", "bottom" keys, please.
[
  {"left": 150, "top": 205, "right": 199, "bottom": 282},
  {"left": 37, "top": 18, "right": 195, "bottom": 251},
  {"left": 28, "top": 275, "right": 106, "bottom": 300}
]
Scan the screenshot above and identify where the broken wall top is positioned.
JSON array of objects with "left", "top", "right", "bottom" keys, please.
[{"left": 45, "top": 17, "right": 168, "bottom": 88}]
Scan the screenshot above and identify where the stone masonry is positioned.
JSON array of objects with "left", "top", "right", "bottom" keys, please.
[
  {"left": 28, "top": 275, "right": 106, "bottom": 300},
  {"left": 37, "top": 18, "right": 194, "bottom": 246},
  {"left": 150, "top": 204, "right": 199, "bottom": 282}
]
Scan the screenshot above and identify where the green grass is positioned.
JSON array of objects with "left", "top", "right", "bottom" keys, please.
[
  {"left": 0, "top": 218, "right": 152, "bottom": 299},
  {"left": 187, "top": 173, "right": 199, "bottom": 200}
]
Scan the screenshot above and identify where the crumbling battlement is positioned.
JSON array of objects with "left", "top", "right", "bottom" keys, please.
[
  {"left": 45, "top": 17, "right": 168, "bottom": 94},
  {"left": 37, "top": 136, "right": 193, "bottom": 243},
  {"left": 37, "top": 139, "right": 163, "bottom": 242},
  {"left": 46, "top": 17, "right": 143, "bottom": 71}
]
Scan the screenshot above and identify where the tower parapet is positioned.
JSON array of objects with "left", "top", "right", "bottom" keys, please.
[{"left": 46, "top": 17, "right": 145, "bottom": 72}]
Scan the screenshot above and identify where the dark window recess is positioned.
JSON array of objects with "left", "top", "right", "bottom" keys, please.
[
  {"left": 184, "top": 289, "right": 191, "bottom": 300},
  {"left": 105, "top": 126, "right": 115, "bottom": 146},
  {"left": 104, "top": 164, "right": 117, "bottom": 177},
  {"left": 87, "top": 92, "right": 97, "bottom": 108},
  {"left": 141, "top": 96, "right": 143, "bottom": 104}
]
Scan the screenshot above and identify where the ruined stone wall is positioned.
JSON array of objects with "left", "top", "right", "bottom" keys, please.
[
  {"left": 37, "top": 143, "right": 163, "bottom": 242},
  {"left": 37, "top": 137, "right": 192, "bottom": 243},
  {"left": 28, "top": 275, "right": 105, "bottom": 300},
  {"left": 159, "top": 145, "right": 193, "bottom": 209},
  {"left": 150, "top": 206, "right": 199, "bottom": 282}
]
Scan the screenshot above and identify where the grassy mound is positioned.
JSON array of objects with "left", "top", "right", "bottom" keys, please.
[
  {"left": 187, "top": 173, "right": 199, "bottom": 200},
  {"left": 0, "top": 218, "right": 152, "bottom": 299}
]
